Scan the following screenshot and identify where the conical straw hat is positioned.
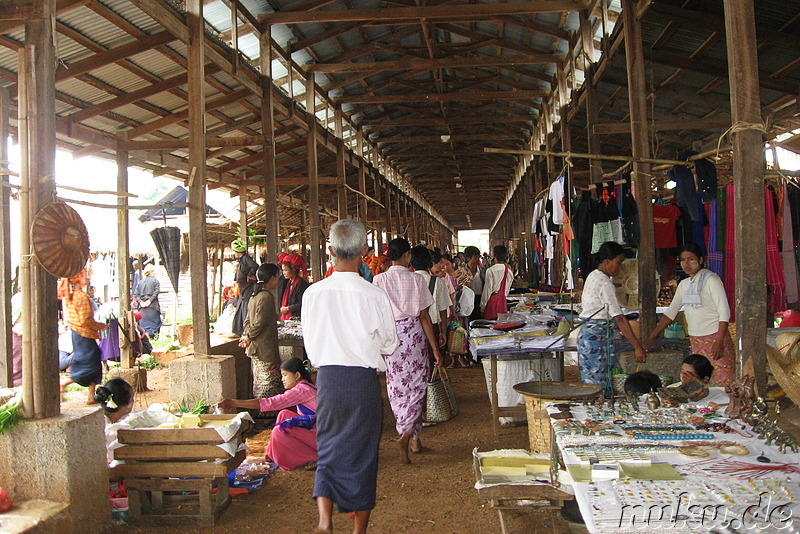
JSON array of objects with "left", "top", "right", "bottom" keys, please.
[
  {"left": 767, "top": 344, "right": 800, "bottom": 408},
  {"left": 31, "top": 201, "right": 90, "bottom": 278}
]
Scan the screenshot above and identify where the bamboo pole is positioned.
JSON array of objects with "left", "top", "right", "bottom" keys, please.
[
  {"left": 0, "top": 88, "right": 11, "bottom": 387},
  {"left": 116, "top": 137, "right": 133, "bottom": 368},
  {"left": 18, "top": 48, "right": 33, "bottom": 418},
  {"left": 484, "top": 147, "right": 694, "bottom": 167}
]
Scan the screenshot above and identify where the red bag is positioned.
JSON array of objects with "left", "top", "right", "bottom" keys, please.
[{"left": 483, "top": 267, "right": 510, "bottom": 320}]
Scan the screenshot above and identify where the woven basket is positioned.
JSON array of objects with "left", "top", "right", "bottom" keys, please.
[
  {"left": 522, "top": 395, "right": 552, "bottom": 453},
  {"left": 767, "top": 345, "right": 800, "bottom": 407}
]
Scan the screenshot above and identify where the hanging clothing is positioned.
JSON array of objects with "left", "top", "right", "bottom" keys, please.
[
  {"left": 670, "top": 151, "right": 703, "bottom": 222},
  {"left": 765, "top": 186, "right": 787, "bottom": 313},
  {"left": 653, "top": 204, "right": 681, "bottom": 249},
  {"left": 550, "top": 176, "right": 565, "bottom": 225},
  {"left": 232, "top": 252, "right": 259, "bottom": 335},
  {"left": 780, "top": 187, "right": 800, "bottom": 304},
  {"left": 724, "top": 185, "right": 736, "bottom": 321},
  {"left": 621, "top": 186, "right": 639, "bottom": 249},
  {"left": 706, "top": 200, "right": 723, "bottom": 278}
]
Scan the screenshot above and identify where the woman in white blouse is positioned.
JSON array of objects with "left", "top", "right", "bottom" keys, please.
[
  {"left": 644, "top": 243, "right": 734, "bottom": 386},
  {"left": 578, "top": 241, "right": 646, "bottom": 394}
]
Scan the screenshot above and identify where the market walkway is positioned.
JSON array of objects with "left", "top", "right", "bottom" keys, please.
[{"left": 110, "top": 366, "right": 585, "bottom": 534}]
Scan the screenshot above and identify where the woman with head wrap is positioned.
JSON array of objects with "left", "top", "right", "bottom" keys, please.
[
  {"left": 232, "top": 238, "right": 259, "bottom": 336},
  {"left": 239, "top": 263, "right": 284, "bottom": 412},
  {"left": 277, "top": 253, "right": 310, "bottom": 320}
]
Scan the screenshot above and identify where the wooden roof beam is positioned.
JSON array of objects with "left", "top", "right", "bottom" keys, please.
[
  {"left": 308, "top": 54, "right": 563, "bottom": 73},
  {"left": 261, "top": 1, "right": 590, "bottom": 24},
  {"left": 375, "top": 133, "right": 521, "bottom": 142},
  {"left": 359, "top": 114, "right": 534, "bottom": 127},
  {"left": 336, "top": 89, "right": 546, "bottom": 104},
  {"left": 125, "top": 88, "right": 251, "bottom": 139},
  {"left": 593, "top": 117, "right": 731, "bottom": 135},
  {"left": 643, "top": 48, "right": 799, "bottom": 96},
  {"left": 55, "top": 30, "right": 174, "bottom": 82}
]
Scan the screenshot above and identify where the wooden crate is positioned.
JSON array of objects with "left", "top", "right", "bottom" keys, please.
[
  {"left": 523, "top": 395, "right": 552, "bottom": 454},
  {"left": 113, "top": 414, "right": 250, "bottom": 525},
  {"left": 117, "top": 414, "right": 251, "bottom": 445}
]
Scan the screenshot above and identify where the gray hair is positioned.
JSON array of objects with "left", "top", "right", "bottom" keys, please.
[{"left": 329, "top": 219, "right": 367, "bottom": 261}]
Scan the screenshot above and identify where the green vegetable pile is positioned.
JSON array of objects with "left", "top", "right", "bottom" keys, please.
[
  {"left": 190, "top": 399, "right": 211, "bottom": 415},
  {"left": 0, "top": 395, "right": 22, "bottom": 434}
]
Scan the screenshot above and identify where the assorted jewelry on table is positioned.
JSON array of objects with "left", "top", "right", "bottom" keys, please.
[{"left": 549, "top": 385, "right": 800, "bottom": 533}]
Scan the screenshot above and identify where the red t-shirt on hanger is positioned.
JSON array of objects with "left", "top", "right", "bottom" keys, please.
[{"left": 652, "top": 204, "right": 681, "bottom": 249}]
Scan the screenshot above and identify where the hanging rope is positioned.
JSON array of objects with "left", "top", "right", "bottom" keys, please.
[{"left": 715, "top": 120, "right": 771, "bottom": 158}]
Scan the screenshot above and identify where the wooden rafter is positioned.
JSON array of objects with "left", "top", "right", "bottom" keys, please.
[{"left": 261, "top": 1, "right": 590, "bottom": 24}]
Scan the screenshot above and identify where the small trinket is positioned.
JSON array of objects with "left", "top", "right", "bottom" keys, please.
[{"left": 646, "top": 391, "right": 661, "bottom": 410}]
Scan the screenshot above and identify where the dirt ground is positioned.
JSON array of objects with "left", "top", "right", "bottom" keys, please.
[{"left": 63, "top": 365, "right": 587, "bottom": 534}]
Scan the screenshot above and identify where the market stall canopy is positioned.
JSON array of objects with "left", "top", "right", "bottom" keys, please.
[{"left": 138, "top": 186, "right": 222, "bottom": 223}]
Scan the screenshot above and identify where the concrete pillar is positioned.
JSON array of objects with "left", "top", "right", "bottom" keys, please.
[
  {"left": 169, "top": 355, "right": 237, "bottom": 403},
  {"left": 0, "top": 409, "right": 108, "bottom": 533}
]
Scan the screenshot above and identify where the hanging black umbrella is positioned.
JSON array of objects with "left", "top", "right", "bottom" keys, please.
[{"left": 150, "top": 226, "right": 181, "bottom": 293}]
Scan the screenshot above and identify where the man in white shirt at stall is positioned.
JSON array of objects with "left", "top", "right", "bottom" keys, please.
[{"left": 302, "top": 219, "right": 399, "bottom": 534}]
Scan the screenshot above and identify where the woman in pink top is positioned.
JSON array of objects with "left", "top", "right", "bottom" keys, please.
[
  {"left": 220, "top": 358, "right": 317, "bottom": 471},
  {"left": 373, "top": 238, "right": 443, "bottom": 465}
]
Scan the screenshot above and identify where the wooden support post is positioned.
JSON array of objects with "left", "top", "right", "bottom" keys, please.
[
  {"left": 21, "top": 1, "right": 59, "bottom": 418},
  {"left": 394, "top": 190, "right": 402, "bottom": 238},
  {"left": 411, "top": 204, "right": 419, "bottom": 244},
  {"left": 356, "top": 131, "right": 368, "bottom": 225},
  {"left": 384, "top": 185, "right": 393, "bottom": 239},
  {"left": 187, "top": 0, "right": 210, "bottom": 355},
  {"left": 585, "top": 66, "right": 604, "bottom": 185},
  {"left": 116, "top": 137, "right": 133, "bottom": 368},
  {"left": 525, "top": 171, "right": 536, "bottom": 283},
  {"left": 0, "top": 88, "right": 11, "bottom": 387},
  {"left": 306, "top": 76, "right": 323, "bottom": 281},
  {"left": 209, "top": 243, "right": 219, "bottom": 318},
  {"left": 239, "top": 187, "right": 247, "bottom": 242},
  {"left": 259, "top": 32, "right": 279, "bottom": 261},
  {"left": 622, "top": 0, "right": 656, "bottom": 338},
  {"left": 724, "top": 0, "right": 766, "bottom": 392},
  {"left": 335, "top": 107, "right": 347, "bottom": 219}
]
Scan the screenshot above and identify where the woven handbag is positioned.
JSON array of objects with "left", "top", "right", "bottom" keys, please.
[
  {"left": 447, "top": 322, "right": 468, "bottom": 355},
  {"left": 424, "top": 365, "right": 456, "bottom": 423}
]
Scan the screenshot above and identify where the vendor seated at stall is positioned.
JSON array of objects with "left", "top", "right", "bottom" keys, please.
[
  {"left": 219, "top": 358, "right": 317, "bottom": 471},
  {"left": 623, "top": 370, "right": 662, "bottom": 396},
  {"left": 95, "top": 378, "right": 136, "bottom": 465},
  {"left": 679, "top": 353, "right": 713, "bottom": 385}
]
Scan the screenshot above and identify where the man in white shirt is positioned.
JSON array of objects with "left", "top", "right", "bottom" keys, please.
[{"left": 302, "top": 219, "right": 399, "bottom": 534}]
